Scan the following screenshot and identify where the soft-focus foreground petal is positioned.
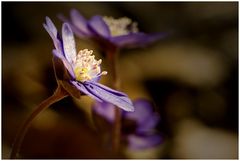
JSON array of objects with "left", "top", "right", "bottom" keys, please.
[
  {"left": 110, "top": 32, "right": 167, "bottom": 48},
  {"left": 88, "top": 15, "right": 111, "bottom": 38},
  {"left": 128, "top": 134, "right": 163, "bottom": 150},
  {"left": 62, "top": 23, "right": 77, "bottom": 64},
  {"left": 84, "top": 81, "right": 134, "bottom": 112}
]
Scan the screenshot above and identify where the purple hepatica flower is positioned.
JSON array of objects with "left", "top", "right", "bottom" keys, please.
[
  {"left": 58, "top": 9, "right": 167, "bottom": 49},
  {"left": 43, "top": 17, "right": 134, "bottom": 112},
  {"left": 93, "top": 99, "right": 163, "bottom": 150}
]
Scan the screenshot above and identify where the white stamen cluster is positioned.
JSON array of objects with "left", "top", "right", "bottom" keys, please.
[
  {"left": 103, "top": 16, "right": 139, "bottom": 37},
  {"left": 73, "top": 49, "right": 107, "bottom": 82}
]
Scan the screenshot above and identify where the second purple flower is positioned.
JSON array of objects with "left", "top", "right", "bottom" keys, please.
[
  {"left": 93, "top": 99, "right": 163, "bottom": 150},
  {"left": 59, "top": 9, "right": 167, "bottom": 50}
]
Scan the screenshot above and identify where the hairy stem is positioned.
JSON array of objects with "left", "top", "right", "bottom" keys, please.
[
  {"left": 106, "top": 48, "right": 122, "bottom": 152},
  {"left": 10, "top": 85, "right": 68, "bottom": 159}
]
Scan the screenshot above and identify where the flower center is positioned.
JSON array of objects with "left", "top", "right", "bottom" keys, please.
[
  {"left": 103, "top": 16, "right": 139, "bottom": 37},
  {"left": 73, "top": 49, "right": 107, "bottom": 82}
]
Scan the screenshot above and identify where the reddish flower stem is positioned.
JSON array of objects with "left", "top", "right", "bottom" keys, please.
[
  {"left": 10, "top": 85, "right": 68, "bottom": 159},
  {"left": 106, "top": 48, "right": 122, "bottom": 153},
  {"left": 113, "top": 107, "right": 122, "bottom": 152}
]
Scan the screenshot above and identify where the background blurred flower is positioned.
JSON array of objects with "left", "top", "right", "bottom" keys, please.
[
  {"left": 92, "top": 99, "right": 163, "bottom": 150},
  {"left": 59, "top": 9, "right": 167, "bottom": 50},
  {"left": 43, "top": 17, "right": 134, "bottom": 112}
]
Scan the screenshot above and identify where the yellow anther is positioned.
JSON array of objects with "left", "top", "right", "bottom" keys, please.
[{"left": 73, "top": 49, "right": 107, "bottom": 82}]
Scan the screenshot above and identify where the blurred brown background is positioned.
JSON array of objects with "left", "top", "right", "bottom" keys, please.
[{"left": 2, "top": 2, "right": 238, "bottom": 159}]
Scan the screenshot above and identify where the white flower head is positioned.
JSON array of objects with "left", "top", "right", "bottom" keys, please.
[{"left": 103, "top": 16, "right": 139, "bottom": 37}]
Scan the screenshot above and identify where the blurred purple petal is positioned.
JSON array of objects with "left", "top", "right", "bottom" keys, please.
[
  {"left": 58, "top": 13, "right": 90, "bottom": 38},
  {"left": 70, "top": 9, "right": 92, "bottom": 36},
  {"left": 125, "top": 99, "right": 153, "bottom": 122},
  {"left": 110, "top": 32, "right": 167, "bottom": 48},
  {"left": 92, "top": 101, "right": 115, "bottom": 122},
  {"left": 60, "top": 10, "right": 168, "bottom": 50},
  {"left": 128, "top": 134, "right": 163, "bottom": 150},
  {"left": 92, "top": 99, "right": 163, "bottom": 149},
  {"left": 57, "top": 13, "right": 69, "bottom": 23},
  {"left": 62, "top": 23, "right": 77, "bottom": 64},
  {"left": 136, "top": 114, "right": 160, "bottom": 133},
  {"left": 93, "top": 99, "right": 160, "bottom": 129},
  {"left": 88, "top": 15, "right": 110, "bottom": 38},
  {"left": 52, "top": 49, "right": 75, "bottom": 79},
  {"left": 110, "top": 33, "right": 144, "bottom": 48},
  {"left": 124, "top": 99, "right": 160, "bottom": 131},
  {"left": 84, "top": 81, "right": 134, "bottom": 112}
]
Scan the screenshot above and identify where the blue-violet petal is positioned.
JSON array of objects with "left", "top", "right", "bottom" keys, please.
[
  {"left": 88, "top": 15, "right": 111, "bottom": 38},
  {"left": 70, "top": 9, "right": 92, "bottom": 36},
  {"left": 52, "top": 49, "right": 76, "bottom": 79},
  {"left": 62, "top": 23, "right": 77, "bottom": 64},
  {"left": 84, "top": 81, "right": 134, "bottom": 112}
]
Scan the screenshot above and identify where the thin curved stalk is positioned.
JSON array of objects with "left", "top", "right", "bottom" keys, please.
[{"left": 10, "top": 85, "right": 68, "bottom": 159}]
